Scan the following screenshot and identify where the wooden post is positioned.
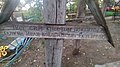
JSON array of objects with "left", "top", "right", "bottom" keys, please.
[
  {"left": 76, "top": 0, "right": 86, "bottom": 18},
  {"left": 85, "top": 0, "right": 114, "bottom": 47},
  {"left": 74, "top": 0, "right": 86, "bottom": 55},
  {"left": 43, "top": 0, "right": 66, "bottom": 67}
]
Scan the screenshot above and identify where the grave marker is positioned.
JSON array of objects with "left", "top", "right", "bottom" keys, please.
[{"left": 0, "top": 22, "right": 107, "bottom": 40}]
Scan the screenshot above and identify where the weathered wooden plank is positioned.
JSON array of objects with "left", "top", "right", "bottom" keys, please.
[
  {"left": 0, "top": 22, "right": 107, "bottom": 40},
  {"left": 43, "top": 0, "right": 66, "bottom": 67},
  {"left": 0, "top": 30, "right": 106, "bottom": 40},
  {"left": 85, "top": 0, "right": 114, "bottom": 47},
  {"left": 0, "top": 22, "right": 104, "bottom": 32}
]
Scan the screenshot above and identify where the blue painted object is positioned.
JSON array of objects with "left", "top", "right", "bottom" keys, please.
[
  {"left": 0, "top": 36, "right": 33, "bottom": 67},
  {"left": 8, "top": 37, "right": 26, "bottom": 50}
]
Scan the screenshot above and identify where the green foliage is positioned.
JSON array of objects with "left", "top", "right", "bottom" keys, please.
[
  {"left": 66, "top": 1, "right": 77, "bottom": 13},
  {"left": 23, "top": 0, "right": 43, "bottom": 22},
  {"left": 0, "top": 0, "right": 5, "bottom": 11}
]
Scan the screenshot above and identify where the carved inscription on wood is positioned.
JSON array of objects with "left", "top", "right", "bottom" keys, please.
[{"left": 0, "top": 22, "right": 107, "bottom": 40}]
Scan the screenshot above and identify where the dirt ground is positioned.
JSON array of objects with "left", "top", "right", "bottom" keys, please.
[{"left": 8, "top": 19, "right": 120, "bottom": 67}]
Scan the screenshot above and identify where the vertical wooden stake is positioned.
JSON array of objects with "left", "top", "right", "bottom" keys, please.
[
  {"left": 76, "top": 0, "right": 86, "bottom": 18},
  {"left": 85, "top": 0, "right": 114, "bottom": 47},
  {"left": 43, "top": 0, "right": 66, "bottom": 67},
  {"left": 74, "top": 0, "right": 86, "bottom": 53}
]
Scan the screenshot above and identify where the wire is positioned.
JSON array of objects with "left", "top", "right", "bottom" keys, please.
[
  {"left": 0, "top": 37, "right": 33, "bottom": 67},
  {"left": 7, "top": 38, "right": 33, "bottom": 67}
]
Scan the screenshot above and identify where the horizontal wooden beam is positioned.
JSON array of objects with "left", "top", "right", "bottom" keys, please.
[{"left": 0, "top": 22, "right": 107, "bottom": 40}]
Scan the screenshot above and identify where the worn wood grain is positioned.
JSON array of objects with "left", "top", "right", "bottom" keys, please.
[
  {"left": 0, "top": 22, "right": 107, "bottom": 40},
  {"left": 75, "top": 0, "right": 86, "bottom": 51},
  {"left": 76, "top": 0, "right": 86, "bottom": 18},
  {"left": 43, "top": 0, "right": 66, "bottom": 67},
  {"left": 85, "top": 0, "right": 114, "bottom": 47}
]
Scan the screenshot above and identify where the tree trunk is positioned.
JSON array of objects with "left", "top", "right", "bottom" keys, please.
[
  {"left": 76, "top": 0, "right": 86, "bottom": 18},
  {"left": 102, "top": 0, "right": 107, "bottom": 16},
  {"left": 43, "top": 0, "right": 66, "bottom": 67},
  {"left": 94, "top": 0, "right": 99, "bottom": 5},
  {"left": 74, "top": 0, "right": 86, "bottom": 57},
  {"left": 105, "top": 0, "right": 111, "bottom": 6},
  {"left": 0, "top": 0, "right": 20, "bottom": 24}
]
